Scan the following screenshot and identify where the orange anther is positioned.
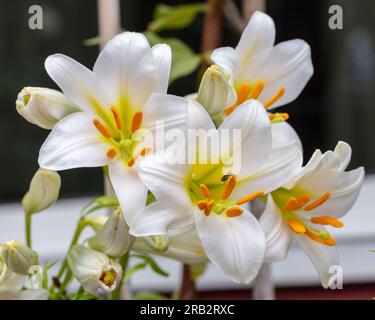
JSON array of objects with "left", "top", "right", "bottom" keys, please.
[
  {"left": 199, "top": 184, "right": 211, "bottom": 198},
  {"left": 236, "top": 190, "right": 264, "bottom": 205},
  {"left": 111, "top": 106, "right": 122, "bottom": 130},
  {"left": 226, "top": 207, "right": 244, "bottom": 218},
  {"left": 304, "top": 192, "right": 330, "bottom": 211},
  {"left": 221, "top": 175, "right": 237, "bottom": 200},
  {"left": 287, "top": 218, "right": 306, "bottom": 234},
  {"left": 106, "top": 148, "right": 117, "bottom": 159},
  {"left": 310, "top": 216, "right": 343, "bottom": 228},
  {"left": 264, "top": 87, "right": 286, "bottom": 109},
  {"left": 131, "top": 111, "right": 143, "bottom": 133},
  {"left": 250, "top": 81, "right": 265, "bottom": 99},
  {"left": 93, "top": 119, "right": 111, "bottom": 139}
]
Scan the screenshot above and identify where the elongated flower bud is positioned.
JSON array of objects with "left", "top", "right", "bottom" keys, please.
[
  {"left": 68, "top": 245, "right": 122, "bottom": 295},
  {"left": 196, "top": 65, "right": 236, "bottom": 125},
  {"left": 0, "top": 247, "right": 25, "bottom": 292},
  {"left": 22, "top": 169, "right": 61, "bottom": 215},
  {"left": 88, "top": 209, "right": 134, "bottom": 258},
  {"left": 16, "top": 87, "right": 78, "bottom": 129},
  {"left": 1, "top": 241, "right": 38, "bottom": 275}
]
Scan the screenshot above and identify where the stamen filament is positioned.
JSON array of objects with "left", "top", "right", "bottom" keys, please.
[
  {"left": 250, "top": 81, "right": 265, "bottom": 99},
  {"left": 310, "top": 216, "right": 343, "bottom": 228},
  {"left": 131, "top": 111, "right": 143, "bottom": 133},
  {"left": 226, "top": 207, "right": 244, "bottom": 218},
  {"left": 221, "top": 175, "right": 237, "bottom": 200},
  {"left": 236, "top": 189, "right": 264, "bottom": 205},
  {"left": 111, "top": 106, "right": 122, "bottom": 130},
  {"left": 106, "top": 148, "right": 117, "bottom": 159},
  {"left": 287, "top": 218, "right": 306, "bottom": 234},
  {"left": 199, "top": 184, "right": 211, "bottom": 198},
  {"left": 264, "top": 87, "right": 286, "bottom": 109},
  {"left": 93, "top": 119, "right": 111, "bottom": 139},
  {"left": 224, "top": 83, "right": 250, "bottom": 116},
  {"left": 304, "top": 192, "right": 330, "bottom": 211}
]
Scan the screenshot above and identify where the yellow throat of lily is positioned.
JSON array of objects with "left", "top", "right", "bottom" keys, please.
[{"left": 272, "top": 188, "right": 344, "bottom": 246}]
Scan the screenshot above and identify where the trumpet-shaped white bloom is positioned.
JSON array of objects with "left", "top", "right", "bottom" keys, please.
[
  {"left": 211, "top": 11, "right": 313, "bottom": 115},
  {"left": 261, "top": 142, "right": 364, "bottom": 287},
  {"left": 38, "top": 32, "right": 188, "bottom": 224},
  {"left": 130, "top": 100, "right": 302, "bottom": 283},
  {"left": 68, "top": 245, "right": 122, "bottom": 295}
]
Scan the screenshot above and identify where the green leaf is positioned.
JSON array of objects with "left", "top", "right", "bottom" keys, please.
[
  {"left": 132, "top": 253, "right": 170, "bottom": 277},
  {"left": 148, "top": 3, "right": 207, "bottom": 33},
  {"left": 124, "top": 262, "right": 147, "bottom": 283},
  {"left": 80, "top": 196, "right": 119, "bottom": 217},
  {"left": 133, "top": 292, "right": 169, "bottom": 300},
  {"left": 145, "top": 32, "right": 201, "bottom": 83}
]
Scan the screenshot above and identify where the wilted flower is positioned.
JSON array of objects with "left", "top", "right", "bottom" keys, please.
[
  {"left": 16, "top": 87, "right": 78, "bottom": 129},
  {"left": 68, "top": 245, "right": 122, "bottom": 295},
  {"left": 22, "top": 168, "right": 61, "bottom": 215},
  {"left": 1, "top": 240, "right": 38, "bottom": 275},
  {"left": 88, "top": 209, "right": 134, "bottom": 258}
]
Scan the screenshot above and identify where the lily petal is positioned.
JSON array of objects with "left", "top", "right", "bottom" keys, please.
[
  {"left": 151, "top": 44, "right": 172, "bottom": 93},
  {"left": 45, "top": 54, "right": 109, "bottom": 115},
  {"left": 187, "top": 99, "right": 216, "bottom": 131},
  {"left": 211, "top": 47, "right": 238, "bottom": 80},
  {"left": 294, "top": 232, "right": 339, "bottom": 288},
  {"left": 194, "top": 207, "right": 266, "bottom": 284},
  {"left": 94, "top": 32, "right": 157, "bottom": 109},
  {"left": 298, "top": 167, "right": 365, "bottom": 218},
  {"left": 233, "top": 141, "right": 302, "bottom": 199},
  {"left": 108, "top": 161, "right": 148, "bottom": 226},
  {"left": 219, "top": 99, "right": 272, "bottom": 177},
  {"left": 38, "top": 112, "right": 109, "bottom": 170},
  {"left": 130, "top": 201, "right": 193, "bottom": 237},
  {"left": 256, "top": 39, "right": 314, "bottom": 109},
  {"left": 272, "top": 121, "right": 302, "bottom": 151},
  {"left": 260, "top": 195, "right": 292, "bottom": 262}
]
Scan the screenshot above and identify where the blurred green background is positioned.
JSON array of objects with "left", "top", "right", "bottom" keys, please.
[{"left": 1, "top": 0, "right": 374, "bottom": 201}]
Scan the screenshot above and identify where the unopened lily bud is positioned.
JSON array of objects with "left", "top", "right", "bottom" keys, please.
[
  {"left": 88, "top": 209, "right": 134, "bottom": 258},
  {"left": 0, "top": 247, "right": 25, "bottom": 292},
  {"left": 22, "top": 169, "right": 61, "bottom": 215},
  {"left": 68, "top": 245, "right": 122, "bottom": 295},
  {"left": 16, "top": 87, "right": 78, "bottom": 129},
  {"left": 196, "top": 65, "right": 236, "bottom": 124},
  {"left": 1, "top": 241, "right": 38, "bottom": 275},
  {"left": 142, "top": 235, "right": 169, "bottom": 253}
]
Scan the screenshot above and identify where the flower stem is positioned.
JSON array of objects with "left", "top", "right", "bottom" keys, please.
[
  {"left": 25, "top": 212, "right": 32, "bottom": 248},
  {"left": 111, "top": 253, "right": 129, "bottom": 300},
  {"left": 178, "top": 264, "right": 197, "bottom": 300}
]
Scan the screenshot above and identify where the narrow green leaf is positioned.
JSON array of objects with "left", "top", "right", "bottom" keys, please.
[
  {"left": 132, "top": 253, "right": 170, "bottom": 277},
  {"left": 80, "top": 196, "right": 119, "bottom": 217},
  {"left": 124, "top": 262, "right": 147, "bottom": 283}
]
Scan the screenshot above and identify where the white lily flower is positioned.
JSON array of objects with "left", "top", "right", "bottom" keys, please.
[
  {"left": 130, "top": 100, "right": 302, "bottom": 283},
  {"left": 68, "top": 245, "right": 122, "bottom": 295},
  {"left": 88, "top": 208, "right": 134, "bottom": 258},
  {"left": 16, "top": 87, "right": 78, "bottom": 129},
  {"left": 1, "top": 240, "right": 38, "bottom": 275},
  {"left": 133, "top": 225, "right": 207, "bottom": 265},
  {"left": 211, "top": 11, "right": 313, "bottom": 116},
  {"left": 37, "top": 32, "right": 188, "bottom": 225},
  {"left": 260, "top": 141, "right": 364, "bottom": 288},
  {"left": 22, "top": 168, "right": 61, "bottom": 215}
]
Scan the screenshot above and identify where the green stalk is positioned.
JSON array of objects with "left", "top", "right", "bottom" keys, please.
[
  {"left": 25, "top": 212, "right": 32, "bottom": 248},
  {"left": 111, "top": 253, "right": 129, "bottom": 300}
]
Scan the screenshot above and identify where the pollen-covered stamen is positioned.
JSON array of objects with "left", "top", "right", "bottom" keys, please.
[
  {"left": 226, "top": 206, "right": 243, "bottom": 218},
  {"left": 100, "top": 269, "right": 117, "bottom": 288},
  {"left": 131, "top": 111, "right": 143, "bottom": 133},
  {"left": 269, "top": 113, "right": 289, "bottom": 123},
  {"left": 305, "top": 229, "right": 336, "bottom": 246},
  {"left": 204, "top": 200, "right": 215, "bottom": 216},
  {"left": 127, "top": 147, "right": 151, "bottom": 167},
  {"left": 264, "top": 87, "right": 286, "bottom": 109},
  {"left": 106, "top": 148, "right": 117, "bottom": 159},
  {"left": 110, "top": 106, "right": 122, "bottom": 130},
  {"left": 224, "top": 83, "right": 250, "bottom": 116},
  {"left": 286, "top": 218, "right": 306, "bottom": 234},
  {"left": 283, "top": 194, "right": 310, "bottom": 211},
  {"left": 197, "top": 200, "right": 209, "bottom": 211},
  {"left": 236, "top": 189, "right": 264, "bottom": 205},
  {"left": 310, "top": 216, "right": 344, "bottom": 228},
  {"left": 199, "top": 184, "right": 211, "bottom": 198},
  {"left": 250, "top": 81, "right": 265, "bottom": 99},
  {"left": 304, "top": 192, "right": 330, "bottom": 211},
  {"left": 221, "top": 175, "right": 237, "bottom": 200},
  {"left": 93, "top": 119, "right": 112, "bottom": 139}
]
